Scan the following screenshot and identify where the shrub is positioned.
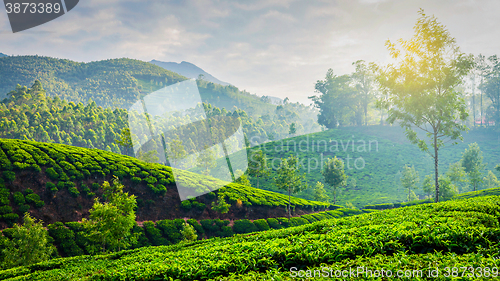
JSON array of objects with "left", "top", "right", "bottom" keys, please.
[
  {"left": 266, "top": 218, "right": 282, "bottom": 229},
  {"left": 181, "top": 200, "right": 192, "bottom": 210},
  {"left": 253, "top": 219, "right": 270, "bottom": 231},
  {"left": 91, "top": 183, "right": 100, "bottom": 190},
  {"left": 180, "top": 223, "right": 198, "bottom": 242},
  {"left": 232, "top": 219, "right": 258, "bottom": 234},
  {"left": 3, "top": 171, "right": 16, "bottom": 183},
  {"left": 186, "top": 219, "right": 204, "bottom": 238},
  {"left": 139, "top": 171, "right": 150, "bottom": 178},
  {"left": 277, "top": 217, "right": 290, "bottom": 228},
  {"left": 192, "top": 201, "right": 206, "bottom": 211},
  {"left": 2, "top": 213, "right": 19, "bottom": 226},
  {"left": 131, "top": 177, "right": 142, "bottom": 184},
  {"left": 152, "top": 184, "right": 166, "bottom": 195},
  {"left": 45, "top": 182, "right": 57, "bottom": 192},
  {"left": 0, "top": 205, "right": 13, "bottom": 215},
  {"left": 47, "top": 222, "right": 84, "bottom": 257},
  {"left": 45, "top": 167, "right": 59, "bottom": 180},
  {"left": 18, "top": 204, "right": 30, "bottom": 213},
  {"left": 143, "top": 221, "right": 168, "bottom": 246},
  {"left": 289, "top": 217, "right": 309, "bottom": 227},
  {"left": 12, "top": 192, "right": 25, "bottom": 205},
  {"left": 68, "top": 186, "right": 80, "bottom": 197},
  {"left": 24, "top": 188, "right": 34, "bottom": 195},
  {"left": 156, "top": 220, "right": 182, "bottom": 244},
  {"left": 131, "top": 225, "right": 150, "bottom": 248},
  {"left": 25, "top": 193, "right": 41, "bottom": 204},
  {"left": 145, "top": 176, "right": 157, "bottom": 184}
]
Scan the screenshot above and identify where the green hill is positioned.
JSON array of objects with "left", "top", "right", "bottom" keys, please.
[
  {"left": 0, "top": 138, "right": 328, "bottom": 228},
  {"left": 246, "top": 125, "right": 500, "bottom": 207},
  {"left": 1, "top": 195, "right": 498, "bottom": 280},
  {"left": 0, "top": 55, "right": 283, "bottom": 118}
]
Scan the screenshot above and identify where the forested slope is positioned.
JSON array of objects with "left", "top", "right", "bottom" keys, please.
[{"left": 0, "top": 138, "right": 328, "bottom": 228}]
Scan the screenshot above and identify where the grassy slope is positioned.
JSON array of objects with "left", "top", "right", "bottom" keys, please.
[
  {"left": 248, "top": 125, "right": 500, "bottom": 207},
  {"left": 0, "top": 138, "right": 328, "bottom": 227},
  {"left": 1, "top": 195, "right": 498, "bottom": 280}
]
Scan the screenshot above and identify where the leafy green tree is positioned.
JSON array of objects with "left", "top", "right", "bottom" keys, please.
[
  {"left": 445, "top": 161, "right": 469, "bottom": 192},
  {"left": 461, "top": 142, "right": 486, "bottom": 191},
  {"left": 480, "top": 55, "right": 500, "bottom": 127},
  {"left": 115, "top": 128, "right": 134, "bottom": 156},
  {"left": 211, "top": 193, "right": 231, "bottom": 214},
  {"left": 376, "top": 10, "right": 473, "bottom": 202},
  {"left": 310, "top": 72, "right": 357, "bottom": 128},
  {"left": 496, "top": 164, "right": 500, "bottom": 172},
  {"left": 274, "top": 155, "right": 308, "bottom": 219},
  {"left": 483, "top": 170, "right": 500, "bottom": 189},
  {"left": 167, "top": 136, "right": 187, "bottom": 167},
  {"left": 289, "top": 123, "right": 297, "bottom": 135},
  {"left": 180, "top": 222, "right": 198, "bottom": 242},
  {"left": 401, "top": 165, "right": 419, "bottom": 202},
  {"left": 1, "top": 213, "right": 55, "bottom": 269},
  {"left": 234, "top": 169, "right": 251, "bottom": 187},
  {"left": 312, "top": 182, "right": 330, "bottom": 203},
  {"left": 82, "top": 178, "right": 137, "bottom": 253},
  {"left": 422, "top": 175, "right": 434, "bottom": 199},
  {"left": 351, "top": 60, "right": 375, "bottom": 126},
  {"left": 321, "top": 156, "right": 347, "bottom": 204},
  {"left": 196, "top": 145, "right": 217, "bottom": 176},
  {"left": 247, "top": 149, "right": 269, "bottom": 188},
  {"left": 438, "top": 176, "right": 458, "bottom": 201}
]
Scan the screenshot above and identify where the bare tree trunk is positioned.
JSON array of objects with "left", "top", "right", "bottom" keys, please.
[
  {"left": 288, "top": 186, "right": 291, "bottom": 221},
  {"left": 434, "top": 132, "right": 440, "bottom": 203}
]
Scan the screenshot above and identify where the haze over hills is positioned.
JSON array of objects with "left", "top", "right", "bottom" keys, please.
[
  {"left": 0, "top": 53, "right": 7, "bottom": 58},
  {"left": 150, "top": 60, "right": 231, "bottom": 86}
]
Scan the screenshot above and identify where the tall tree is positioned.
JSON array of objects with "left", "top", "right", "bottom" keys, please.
[
  {"left": 82, "top": 178, "right": 137, "bottom": 253},
  {"left": 274, "top": 155, "right": 308, "bottom": 219},
  {"left": 247, "top": 149, "right": 269, "bottom": 189},
  {"left": 483, "top": 170, "right": 500, "bottom": 189},
  {"left": 196, "top": 145, "right": 217, "bottom": 176},
  {"left": 480, "top": 55, "right": 500, "bottom": 127},
  {"left": 400, "top": 165, "right": 419, "bottom": 202},
  {"left": 375, "top": 10, "right": 473, "bottom": 202},
  {"left": 351, "top": 60, "right": 375, "bottom": 126},
  {"left": 309, "top": 72, "right": 356, "bottom": 128},
  {"left": 1, "top": 213, "right": 55, "bottom": 269},
  {"left": 321, "top": 156, "right": 347, "bottom": 204},
  {"left": 312, "top": 181, "right": 330, "bottom": 203},
  {"left": 461, "top": 142, "right": 486, "bottom": 191},
  {"left": 445, "top": 161, "right": 469, "bottom": 193}
]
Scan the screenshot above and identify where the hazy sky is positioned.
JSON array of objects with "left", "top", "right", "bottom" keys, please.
[{"left": 1, "top": 0, "right": 499, "bottom": 105}]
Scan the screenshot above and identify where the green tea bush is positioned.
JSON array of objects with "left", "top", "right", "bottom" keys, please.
[
  {"left": 363, "top": 202, "right": 394, "bottom": 210},
  {"left": 143, "top": 221, "right": 168, "bottom": 246},
  {"left": 289, "top": 217, "right": 309, "bottom": 226},
  {"left": 131, "top": 225, "right": 150, "bottom": 248},
  {"left": 0, "top": 205, "right": 13, "bottom": 215},
  {"left": 253, "top": 219, "right": 270, "bottom": 231},
  {"left": 18, "top": 204, "right": 30, "bottom": 213},
  {"left": 45, "top": 168, "right": 59, "bottom": 180},
  {"left": 156, "top": 220, "right": 182, "bottom": 244},
  {"left": 180, "top": 200, "right": 192, "bottom": 210},
  {"left": 47, "top": 222, "right": 84, "bottom": 257},
  {"left": 1, "top": 213, "right": 19, "bottom": 226},
  {"left": 233, "top": 219, "right": 258, "bottom": 234},
  {"left": 186, "top": 219, "right": 204, "bottom": 238},
  {"left": 45, "top": 182, "right": 57, "bottom": 194},
  {"left": 266, "top": 218, "right": 282, "bottom": 229}
]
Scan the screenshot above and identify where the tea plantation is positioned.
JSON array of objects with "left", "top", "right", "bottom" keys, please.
[
  {"left": 0, "top": 138, "right": 329, "bottom": 227},
  {"left": 1, "top": 195, "right": 498, "bottom": 280}
]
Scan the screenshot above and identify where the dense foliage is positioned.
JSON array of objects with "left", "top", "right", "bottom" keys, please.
[
  {"left": 0, "top": 138, "right": 328, "bottom": 226},
  {"left": 0, "top": 196, "right": 498, "bottom": 280}
]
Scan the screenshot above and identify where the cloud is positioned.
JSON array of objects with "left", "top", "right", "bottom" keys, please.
[{"left": 1, "top": 0, "right": 500, "bottom": 104}]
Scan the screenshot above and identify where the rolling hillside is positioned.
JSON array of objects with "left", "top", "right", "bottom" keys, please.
[
  {"left": 1, "top": 195, "right": 499, "bottom": 280},
  {"left": 0, "top": 138, "right": 328, "bottom": 229},
  {"left": 244, "top": 126, "right": 500, "bottom": 207}
]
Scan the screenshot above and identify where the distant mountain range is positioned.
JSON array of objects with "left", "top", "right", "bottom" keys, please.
[
  {"left": 150, "top": 60, "right": 231, "bottom": 86},
  {"left": 0, "top": 53, "right": 7, "bottom": 58}
]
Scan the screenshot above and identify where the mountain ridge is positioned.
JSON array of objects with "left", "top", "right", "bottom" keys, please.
[{"left": 150, "top": 59, "right": 231, "bottom": 86}]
